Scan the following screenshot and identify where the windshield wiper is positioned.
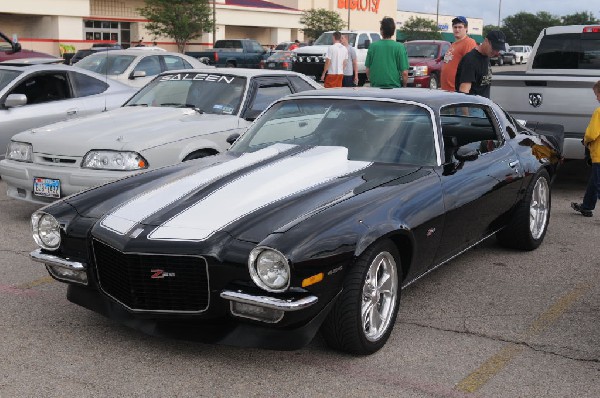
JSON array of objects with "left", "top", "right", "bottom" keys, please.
[
  {"left": 160, "top": 103, "right": 204, "bottom": 113},
  {"left": 125, "top": 103, "right": 148, "bottom": 107}
]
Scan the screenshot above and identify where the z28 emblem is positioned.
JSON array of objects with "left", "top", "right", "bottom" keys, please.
[
  {"left": 529, "top": 93, "right": 543, "bottom": 108},
  {"left": 150, "top": 269, "right": 176, "bottom": 279}
]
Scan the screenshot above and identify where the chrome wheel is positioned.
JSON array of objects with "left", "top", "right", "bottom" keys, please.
[
  {"left": 361, "top": 251, "right": 398, "bottom": 342},
  {"left": 530, "top": 176, "right": 549, "bottom": 240}
]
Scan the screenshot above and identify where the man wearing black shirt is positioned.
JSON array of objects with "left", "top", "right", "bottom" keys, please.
[{"left": 455, "top": 30, "right": 506, "bottom": 98}]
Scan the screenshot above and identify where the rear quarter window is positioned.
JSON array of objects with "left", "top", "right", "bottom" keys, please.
[{"left": 532, "top": 32, "right": 600, "bottom": 69}]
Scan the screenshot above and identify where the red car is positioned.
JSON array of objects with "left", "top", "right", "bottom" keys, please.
[
  {"left": 1, "top": 31, "right": 58, "bottom": 62},
  {"left": 405, "top": 40, "right": 451, "bottom": 89}
]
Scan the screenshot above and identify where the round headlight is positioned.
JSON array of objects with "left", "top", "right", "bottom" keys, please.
[
  {"left": 31, "top": 212, "right": 61, "bottom": 250},
  {"left": 248, "top": 247, "right": 290, "bottom": 292}
]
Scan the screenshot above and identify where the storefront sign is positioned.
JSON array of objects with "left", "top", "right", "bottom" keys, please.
[{"left": 337, "top": 0, "right": 380, "bottom": 13}]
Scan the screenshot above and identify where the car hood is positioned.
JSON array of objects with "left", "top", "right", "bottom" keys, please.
[
  {"left": 293, "top": 46, "right": 328, "bottom": 55},
  {"left": 408, "top": 57, "right": 434, "bottom": 67},
  {"left": 68, "top": 144, "right": 422, "bottom": 248},
  {"left": 15, "top": 107, "right": 241, "bottom": 156}
]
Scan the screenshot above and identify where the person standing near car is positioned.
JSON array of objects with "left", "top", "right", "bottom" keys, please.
[
  {"left": 321, "top": 31, "right": 348, "bottom": 88},
  {"left": 365, "top": 17, "right": 409, "bottom": 88},
  {"left": 455, "top": 30, "right": 506, "bottom": 98},
  {"left": 288, "top": 40, "right": 300, "bottom": 51},
  {"left": 341, "top": 34, "right": 358, "bottom": 87},
  {"left": 571, "top": 80, "right": 600, "bottom": 217},
  {"left": 440, "top": 16, "right": 477, "bottom": 92}
]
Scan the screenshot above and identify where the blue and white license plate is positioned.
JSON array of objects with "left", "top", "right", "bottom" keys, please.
[
  {"left": 33, "top": 177, "right": 61, "bottom": 198},
  {"left": 268, "top": 62, "right": 276, "bottom": 68}
]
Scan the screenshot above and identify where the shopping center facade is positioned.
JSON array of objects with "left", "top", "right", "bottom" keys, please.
[{"left": 0, "top": 0, "right": 483, "bottom": 56}]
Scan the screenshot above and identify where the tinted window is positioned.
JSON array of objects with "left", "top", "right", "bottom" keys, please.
[
  {"left": 357, "top": 34, "right": 369, "bottom": 49},
  {"left": 0, "top": 69, "right": 22, "bottom": 91},
  {"left": 134, "top": 55, "right": 162, "bottom": 75},
  {"left": 370, "top": 33, "right": 381, "bottom": 43},
  {"left": 532, "top": 32, "right": 600, "bottom": 69},
  {"left": 214, "top": 40, "right": 243, "bottom": 49},
  {"left": 163, "top": 55, "right": 192, "bottom": 70},
  {"left": 77, "top": 54, "right": 135, "bottom": 75},
  {"left": 288, "top": 76, "right": 316, "bottom": 92},
  {"left": 249, "top": 41, "right": 265, "bottom": 53},
  {"left": 11, "top": 73, "right": 71, "bottom": 104},
  {"left": 250, "top": 85, "right": 292, "bottom": 113},
  {"left": 71, "top": 72, "right": 109, "bottom": 97}
]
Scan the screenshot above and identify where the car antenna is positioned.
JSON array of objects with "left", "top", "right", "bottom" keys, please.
[{"left": 103, "top": 42, "right": 109, "bottom": 111}]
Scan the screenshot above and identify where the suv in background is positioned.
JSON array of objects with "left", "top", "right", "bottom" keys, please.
[
  {"left": 405, "top": 40, "right": 451, "bottom": 89},
  {"left": 509, "top": 45, "right": 532, "bottom": 64},
  {"left": 69, "top": 43, "right": 122, "bottom": 65},
  {"left": 1, "top": 31, "right": 57, "bottom": 62}
]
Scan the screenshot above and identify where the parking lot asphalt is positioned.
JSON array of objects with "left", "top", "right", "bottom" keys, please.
[{"left": 0, "top": 158, "right": 597, "bottom": 397}]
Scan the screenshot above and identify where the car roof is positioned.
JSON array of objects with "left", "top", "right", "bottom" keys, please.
[
  {"left": 287, "top": 87, "right": 492, "bottom": 109},
  {"left": 85, "top": 49, "right": 186, "bottom": 57}
]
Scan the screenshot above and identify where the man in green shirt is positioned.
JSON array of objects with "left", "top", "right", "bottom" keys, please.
[{"left": 365, "top": 17, "right": 409, "bottom": 88}]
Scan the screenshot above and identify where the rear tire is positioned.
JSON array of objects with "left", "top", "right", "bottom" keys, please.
[
  {"left": 496, "top": 169, "right": 551, "bottom": 250},
  {"left": 320, "top": 239, "right": 401, "bottom": 355},
  {"left": 428, "top": 74, "right": 439, "bottom": 89}
]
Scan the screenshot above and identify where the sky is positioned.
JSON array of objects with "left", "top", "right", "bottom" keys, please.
[{"left": 397, "top": 0, "right": 599, "bottom": 26}]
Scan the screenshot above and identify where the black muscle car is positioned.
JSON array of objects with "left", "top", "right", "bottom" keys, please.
[{"left": 30, "top": 88, "right": 563, "bottom": 355}]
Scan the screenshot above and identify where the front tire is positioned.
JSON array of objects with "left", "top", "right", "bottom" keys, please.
[
  {"left": 510, "top": 56, "right": 516, "bottom": 65},
  {"left": 498, "top": 57, "right": 504, "bottom": 66},
  {"left": 496, "top": 169, "right": 551, "bottom": 250},
  {"left": 320, "top": 239, "right": 401, "bottom": 355}
]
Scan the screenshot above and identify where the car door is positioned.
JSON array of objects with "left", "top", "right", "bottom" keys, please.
[
  {"left": 67, "top": 69, "right": 113, "bottom": 117},
  {"left": 433, "top": 104, "right": 524, "bottom": 263},
  {"left": 239, "top": 76, "right": 294, "bottom": 127},
  {"left": 0, "top": 71, "right": 78, "bottom": 157}
]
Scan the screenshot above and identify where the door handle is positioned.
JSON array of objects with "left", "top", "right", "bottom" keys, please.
[
  {"left": 66, "top": 109, "right": 77, "bottom": 116},
  {"left": 508, "top": 160, "right": 519, "bottom": 168}
]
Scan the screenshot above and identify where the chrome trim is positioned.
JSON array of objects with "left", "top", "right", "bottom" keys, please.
[
  {"left": 220, "top": 290, "right": 318, "bottom": 311},
  {"left": 30, "top": 249, "right": 86, "bottom": 271}
]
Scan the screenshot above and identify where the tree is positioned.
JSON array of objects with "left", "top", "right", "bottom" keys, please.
[
  {"left": 300, "top": 8, "right": 346, "bottom": 41},
  {"left": 501, "top": 12, "right": 561, "bottom": 45},
  {"left": 138, "top": 0, "right": 213, "bottom": 53},
  {"left": 561, "top": 11, "right": 599, "bottom": 25},
  {"left": 399, "top": 17, "right": 441, "bottom": 41}
]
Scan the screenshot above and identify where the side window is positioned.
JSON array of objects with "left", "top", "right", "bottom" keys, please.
[
  {"left": 71, "top": 72, "right": 109, "bottom": 97},
  {"left": 250, "top": 84, "right": 293, "bottom": 113},
  {"left": 163, "top": 55, "right": 192, "bottom": 71},
  {"left": 440, "top": 104, "right": 503, "bottom": 159},
  {"left": 11, "top": 73, "right": 71, "bottom": 104},
  {"left": 134, "top": 56, "right": 162, "bottom": 76},
  {"left": 288, "top": 76, "right": 316, "bottom": 92},
  {"left": 369, "top": 33, "right": 381, "bottom": 43},
  {"left": 357, "top": 34, "right": 369, "bottom": 49},
  {"left": 250, "top": 41, "right": 265, "bottom": 53}
]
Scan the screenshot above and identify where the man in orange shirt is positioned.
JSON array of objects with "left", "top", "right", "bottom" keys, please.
[{"left": 440, "top": 16, "right": 477, "bottom": 92}]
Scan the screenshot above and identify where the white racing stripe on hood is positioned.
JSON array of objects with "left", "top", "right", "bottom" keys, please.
[
  {"left": 100, "top": 143, "right": 294, "bottom": 235},
  {"left": 147, "top": 146, "right": 371, "bottom": 241}
]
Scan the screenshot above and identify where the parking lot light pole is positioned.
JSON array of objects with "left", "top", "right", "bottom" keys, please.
[{"left": 498, "top": 0, "right": 502, "bottom": 27}]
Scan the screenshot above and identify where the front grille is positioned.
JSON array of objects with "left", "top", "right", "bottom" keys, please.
[
  {"left": 93, "top": 240, "right": 209, "bottom": 313},
  {"left": 39, "top": 156, "right": 77, "bottom": 164}
]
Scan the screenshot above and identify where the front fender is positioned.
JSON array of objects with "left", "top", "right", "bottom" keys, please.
[{"left": 354, "top": 222, "right": 414, "bottom": 258}]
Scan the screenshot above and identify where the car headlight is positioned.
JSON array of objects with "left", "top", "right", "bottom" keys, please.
[
  {"left": 31, "top": 212, "right": 61, "bottom": 251},
  {"left": 81, "top": 150, "right": 148, "bottom": 170},
  {"left": 248, "top": 247, "right": 290, "bottom": 292},
  {"left": 6, "top": 141, "right": 32, "bottom": 162},
  {"left": 413, "top": 65, "right": 429, "bottom": 77}
]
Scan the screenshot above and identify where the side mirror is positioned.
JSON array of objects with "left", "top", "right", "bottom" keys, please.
[
  {"left": 4, "top": 93, "right": 27, "bottom": 108},
  {"left": 10, "top": 41, "right": 21, "bottom": 54},
  {"left": 130, "top": 70, "right": 147, "bottom": 79},
  {"left": 243, "top": 109, "right": 262, "bottom": 122},
  {"left": 226, "top": 133, "right": 240, "bottom": 145},
  {"left": 455, "top": 146, "right": 479, "bottom": 161}
]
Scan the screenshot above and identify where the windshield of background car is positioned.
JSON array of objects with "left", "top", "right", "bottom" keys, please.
[
  {"left": 510, "top": 46, "right": 523, "bottom": 52},
  {"left": 75, "top": 53, "right": 136, "bottom": 75},
  {"left": 406, "top": 43, "right": 439, "bottom": 58},
  {"left": 314, "top": 33, "right": 358, "bottom": 46},
  {"left": 230, "top": 98, "right": 437, "bottom": 165},
  {"left": 0, "top": 69, "right": 22, "bottom": 91},
  {"left": 532, "top": 31, "right": 600, "bottom": 69},
  {"left": 125, "top": 72, "right": 246, "bottom": 115}
]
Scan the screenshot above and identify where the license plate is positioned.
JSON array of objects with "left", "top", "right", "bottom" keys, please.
[
  {"left": 33, "top": 177, "right": 61, "bottom": 198},
  {"left": 268, "top": 63, "right": 275, "bottom": 68}
]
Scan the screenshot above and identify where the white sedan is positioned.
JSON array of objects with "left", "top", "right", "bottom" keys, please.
[
  {"left": 0, "top": 69, "right": 321, "bottom": 204},
  {"left": 73, "top": 49, "right": 207, "bottom": 87}
]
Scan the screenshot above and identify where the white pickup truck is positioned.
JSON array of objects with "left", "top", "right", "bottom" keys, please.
[
  {"left": 490, "top": 25, "right": 600, "bottom": 159},
  {"left": 291, "top": 30, "right": 381, "bottom": 86}
]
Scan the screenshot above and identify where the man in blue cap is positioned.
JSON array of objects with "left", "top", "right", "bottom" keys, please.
[{"left": 455, "top": 30, "right": 506, "bottom": 98}]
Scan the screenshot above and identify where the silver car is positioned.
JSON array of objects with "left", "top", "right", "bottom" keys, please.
[
  {"left": 0, "top": 69, "right": 321, "bottom": 204},
  {"left": 0, "top": 63, "right": 135, "bottom": 160},
  {"left": 73, "top": 49, "right": 207, "bottom": 88}
]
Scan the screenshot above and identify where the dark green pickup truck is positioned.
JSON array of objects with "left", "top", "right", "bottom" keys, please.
[{"left": 187, "top": 39, "right": 268, "bottom": 68}]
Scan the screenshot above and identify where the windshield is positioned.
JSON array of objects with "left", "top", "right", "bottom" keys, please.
[
  {"left": 0, "top": 69, "right": 22, "bottom": 91},
  {"left": 125, "top": 72, "right": 246, "bottom": 115},
  {"left": 76, "top": 54, "right": 136, "bottom": 75},
  {"left": 510, "top": 46, "right": 523, "bottom": 52},
  {"left": 406, "top": 43, "right": 439, "bottom": 58},
  {"left": 230, "top": 98, "right": 437, "bottom": 165},
  {"left": 314, "top": 33, "right": 358, "bottom": 47}
]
